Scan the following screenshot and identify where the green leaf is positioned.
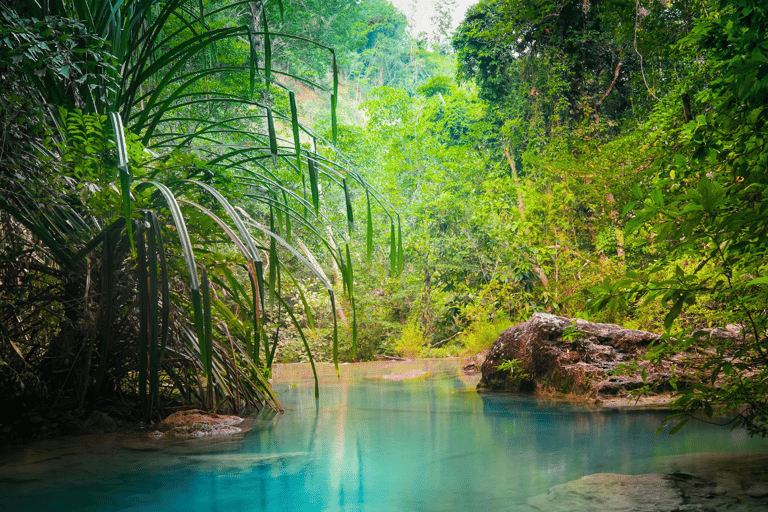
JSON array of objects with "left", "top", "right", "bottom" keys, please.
[
  {"left": 261, "top": 5, "right": 271, "bottom": 81},
  {"left": 366, "top": 189, "right": 373, "bottom": 263},
  {"left": 268, "top": 208, "right": 278, "bottom": 312},
  {"left": 290, "top": 91, "right": 301, "bottom": 172},
  {"left": 390, "top": 221, "right": 397, "bottom": 277},
  {"left": 267, "top": 107, "right": 278, "bottom": 165},
  {"left": 108, "top": 112, "right": 135, "bottom": 258},
  {"left": 136, "top": 221, "right": 149, "bottom": 418},
  {"left": 397, "top": 215, "right": 403, "bottom": 276},
  {"left": 669, "top": 417, "right": 690, "bottom": 435},
  {"left": 331, "top": 49, "right": 338, "bottom": 144},
  {"left": 343, "top": 178, "right": 354, "bottom": 234},
  {"left": 308, "top": 157, "right": 320, "bottom": 213},
  {"left": 201, "top": 266, "right": 214, "bottom": 406},
  {"left": 650, "top": 188, "right": 664, "bottom": 206},
  {"left": 145, "top": 212, "right": 160, "bottom": 410},
  {"left": 247, "top": 25, "right": 258, "bottom": 97},
  {"left": 664, "top": 294, "right": 685, "bottom": 331},
  {"left": 330, "top": 290, "right": 339, "bottom": 376},
  {"left": 146, "top": 181, "right": 199, "bottom": 291},
  {"left": 345, "top": 243, "right": 354, "bottom": 299}
]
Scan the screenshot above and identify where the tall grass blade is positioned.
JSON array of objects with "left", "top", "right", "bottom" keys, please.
[
  {"left": 91, "top": 224, "right": 119, "bottom": 414},
  {"left": 289, "top": 91, "right": 301, "bottom": 172},
  {"left": 344, "top": 244, "right": 354, "bottom": 298},
  {"left": 145, "top": 181, "right": 199, "bottom": 290},
  {"left": 331, "top": 49, "right": 338, "bottom": 144},
  {"left": 308, "top": 157, "right": 320, "bottom": 213},
  {"left": 390, "top": 221, "right": 396, "bottom": 277},
  {"left": 343, "top": 178, "right": 354, "bottom": 235},
  {"left": 201, "top": 266, "right": 213, "bottom": 409},
  {"left": 331, "top": 93, "right": 338, "bottom": 147},
  {"left": 108, "top": 113, "right": 132, "bottom": 257},
  {"left": 282, "top": 190, "right": 292, "bottom": 242},
  {"left": 351, "top": 296, "right": 357, "bottom": 359},
  {"left": 177, "top": 197, "right": 268, "bottom": 373},
  {"left": 186, "top": 180, "right": 262, "bottom": 264},
  {"left": 267, "top": 107, "right": 278, "bottom": 165},
  {"left": 145, "top": 181, "right": 206, "bottom": 387},
  {"left": 136, "top": 222, "right": 149, "bottom": 419},
  {"left": 146, "top": 212, "right": 160, "bottom": 412},
  {"left": 330, "top": 290, "right": 339, "bottom": 376},
  {"left": 260, "top": 4, "right": 271, "bottom": 82},
  {"left": 366, "top": 189, "right": 373, "bottom": 263},
  {"left": 268, "top": 208, "right": 278, "bottom": 313},
  {"left": 147, "top": 211, "right": 170, "bottom": 365},
  {"left": 247, "top": 25, "right": 257, "bottom": 97},
  {"left": 397, "top": 214, "right": 403, "bottom": 276}
]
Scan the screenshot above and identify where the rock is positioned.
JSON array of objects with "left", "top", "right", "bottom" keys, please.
[
  {"left": 86, "top": 411, "right": 118, "bottom": 433},
  {"left": 746, "top": 484, "right": 768, "bottom": 498},
  {"left": 58, "top": 411, "right": 118, "bottom": 436},
  {"left": 461, "top": 351, "right": 487, "bottom": 374},
  {"left": 479, "top": 313, "right": 663, "bottom": 400},
  {"left": 513, "top": 452, "right": 768, "bottom": 512},
  {"left": 518, "top": 473, "right": 683, "bottom": 512},
  {"left": 155, "top": 409, "right": 243, "bottom": 439}
]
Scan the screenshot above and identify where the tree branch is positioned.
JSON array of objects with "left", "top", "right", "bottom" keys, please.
[{"left": 594, "top": 56, "right": 623, "bottom": 110}]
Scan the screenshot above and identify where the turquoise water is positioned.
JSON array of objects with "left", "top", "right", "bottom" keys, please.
[{"left": 2, "top": 359, "right": 766, "bottom": 511}]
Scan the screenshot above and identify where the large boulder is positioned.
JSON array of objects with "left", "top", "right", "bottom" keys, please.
[{"left": 479, "top": 313, "right": 665, "bottom": 401}]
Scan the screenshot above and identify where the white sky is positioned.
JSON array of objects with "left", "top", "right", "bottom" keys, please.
[{"left": 388, "top": 0, "right": 480, "bottom": 36}]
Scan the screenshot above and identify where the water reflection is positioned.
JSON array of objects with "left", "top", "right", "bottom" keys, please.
[{"left": 1, "top": 359, "right": 765, "bottom": 512}]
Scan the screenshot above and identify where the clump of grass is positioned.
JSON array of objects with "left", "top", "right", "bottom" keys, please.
[
  {"left": 394, "top": 320, "right": 427, "bottom": 358},
  {"left": 461, "top": 316, "right": 512, "bottom": 355}
]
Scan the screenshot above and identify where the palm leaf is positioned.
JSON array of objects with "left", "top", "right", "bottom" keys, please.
[{"left": 108, "top": 111, "right": 136, "bottom": 257}]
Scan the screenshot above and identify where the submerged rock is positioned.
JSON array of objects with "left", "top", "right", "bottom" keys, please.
[
  {"left": 479, "top": 313, "right": 669, "bottom": 402},
  {"left": 513, "top": 452, "right": 768, "bottom": 511},
  {"left": 516, "top": 473, "right": 682, "bottom": 512}
]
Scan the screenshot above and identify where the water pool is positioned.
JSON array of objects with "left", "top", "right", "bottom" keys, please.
[{"left": 2, "top": 359, "right": 766, "bottom": 511}]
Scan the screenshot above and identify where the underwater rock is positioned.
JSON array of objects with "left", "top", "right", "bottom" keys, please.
[
  {"left": 479, "top": 313, "right": 669, "bottom": 402},
  {"left": 513, "top": 452, "right": 768, "bottom": 512},
  {"left": 516, "top": 473, "right": 683, "bottom": 512}
]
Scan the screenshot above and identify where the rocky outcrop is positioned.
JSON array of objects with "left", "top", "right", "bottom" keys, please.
[
  {"left": 149, "top": 409, "right": 244, "bottom": 439},
  {"left": 479, "top": 313, "right": 667, "bottom": 402}
]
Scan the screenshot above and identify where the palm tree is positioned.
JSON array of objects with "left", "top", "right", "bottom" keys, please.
[{"left": 0, "top": 0, "right": 400, "bottom": 421}]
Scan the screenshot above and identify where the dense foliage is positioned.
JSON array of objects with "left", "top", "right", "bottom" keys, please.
[{"left": 448, "top": 0, "right": 768, "bottom": 436}]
